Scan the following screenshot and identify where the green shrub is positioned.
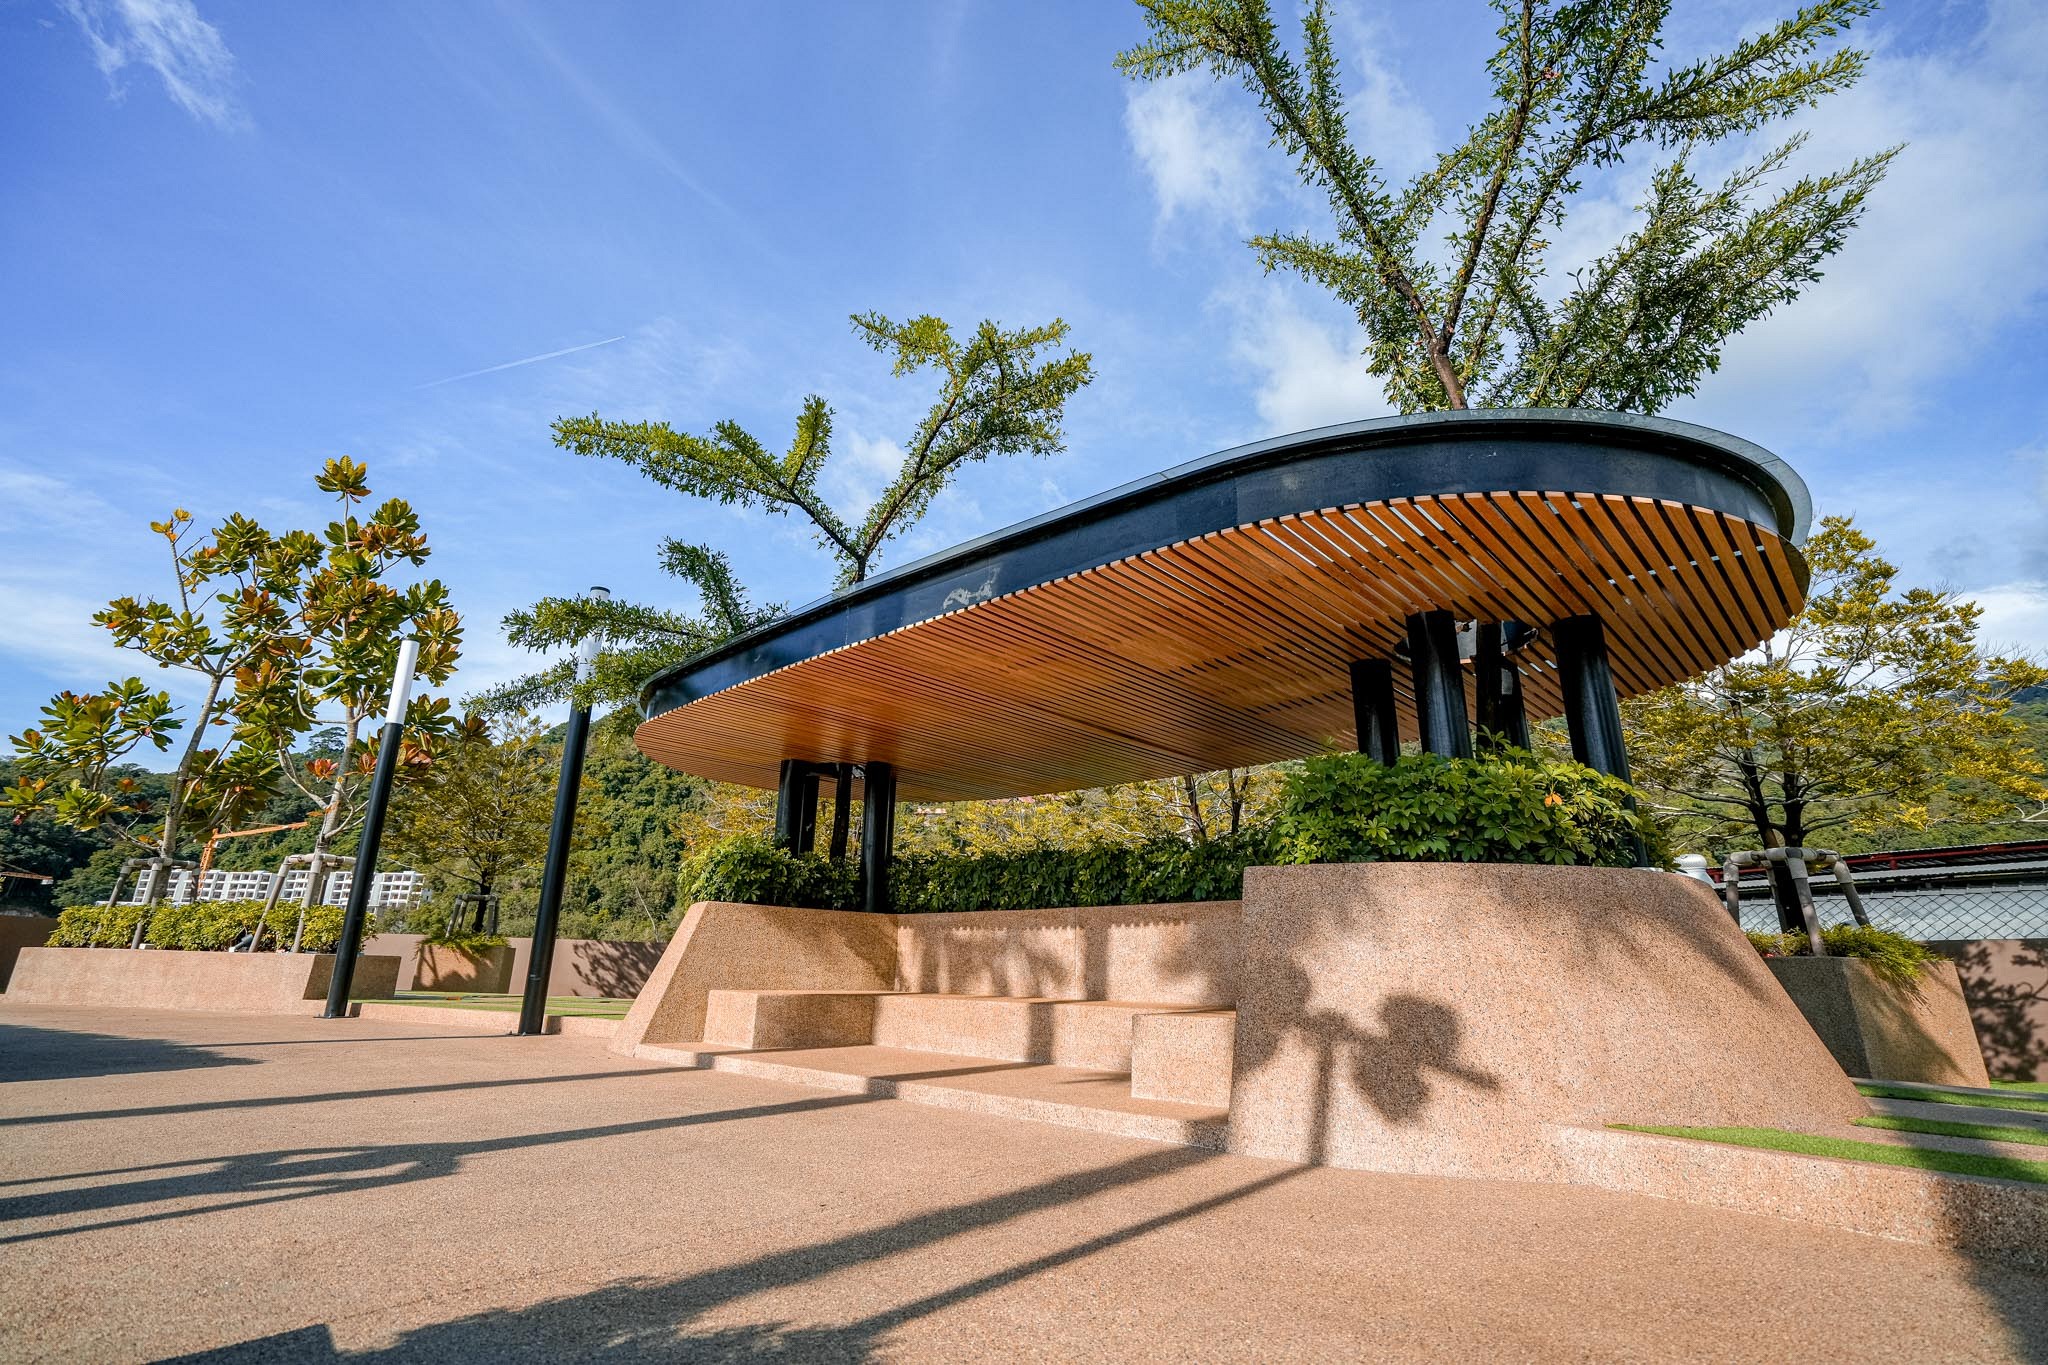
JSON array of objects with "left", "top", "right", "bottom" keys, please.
[
  {"left": 892, "top": 831, "right": 1271, "bottom": 914},
  {"left": 682, "top": 751, "right": 1659, "bottom": 915},
  {"left": 47, "top": 899, "right": 351, "bottom": 952},
  {"left": 684, "top": 834, "right": 860, "bottom": 911},
  {"left": 49, "top": 902, "right": 144, "bottom": 947},
  {"left": 1271, "top": 750, "right": 1657, "bottom": 867},
  {"left": 1746, "top": 924, "right": 1940, "bottom": 992}
]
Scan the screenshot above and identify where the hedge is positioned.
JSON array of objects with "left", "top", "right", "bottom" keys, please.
[
  {"left": 49, "top": 899, "right": 351, "bottom": 952},
  {"left": 683, "top": 750, "right": 1662, "bottom": 914}
]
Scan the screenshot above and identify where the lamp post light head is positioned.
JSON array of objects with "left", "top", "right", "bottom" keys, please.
[{"left": 383, "top": 636, "right": 422, "bottom": 728}]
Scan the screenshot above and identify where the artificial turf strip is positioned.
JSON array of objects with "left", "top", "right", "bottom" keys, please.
[
  {"left": 1995, "top": 1081, "right": 2048, "bottom": 1094},
  {"left": 1611, "top": 1125, "right": 2048, "bottom": 1185},
  {"left": 1854, "top": 1115, "right": 2048, "bottom": 1149},
  {"left": 1854, "top": 1082, "right": 2048, "bottom": 1115}
]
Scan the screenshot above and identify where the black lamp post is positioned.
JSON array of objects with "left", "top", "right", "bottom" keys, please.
[
  {"left": 517, "top": 588, "right": 607, "bottom": 1036},
  {"left": 324, "top": 636, "right": 420, "bottom": 1019}
]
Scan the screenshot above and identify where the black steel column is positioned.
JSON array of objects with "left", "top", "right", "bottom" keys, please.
[
  {"left": 518, "top": 690, "right": 594, "bottom": 1035},
  {"left": 1405, "top": 610, "right": 1471, "bottom": 759},
  {"left": 325, "top": 638, "right": 419, "bottom": 1019},
  {"left": 1348, "top": 659, "right": 1400, "bottom": 764},
  {"left": 774, "top": 759, "right": 804, "bottom": 851},
  {"left": 519, "top": 588, "right": 607, "bottom": 1036},
  {"left": 1473, "top": 622, "right": 1531, "bottom": 751},
  {"left": 827, "top": 763, "right": 853, "bottom": 862},
  {"left": 858, "top": 762, "right": 896, "bottom": 916},
  {"left": 1552, "top": 614, "right": 1631, "bottom": 780}
]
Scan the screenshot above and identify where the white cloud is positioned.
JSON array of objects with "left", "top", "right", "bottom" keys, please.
[
  {"left": 1226, "top": 285, "right": 1393, "bottom": 434},
  {"left": 60, "top": 0, "right": 243, "bottom": 128},
  {"left": 1681, "top": 0, "right": 2048, "bottom": 432},
  {"left": 822, "top": 430, "right": 904, "bottom": 521},
  {"left": 1327, "top": 8, "right": 1438, "bottom": 185},
  {"left": 1124, "top": 76, "right": 1265, "bottom": 230},
  {"left": 1968, "top": 582, "right": 2048, "bottom": 659}
]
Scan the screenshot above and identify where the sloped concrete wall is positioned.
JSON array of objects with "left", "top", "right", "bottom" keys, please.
[
  {"left": 1224, "top": 863, "right": 1867, "bottom": 1181},
  {"left": 893, "top": 902, "right": 1239, "bottom": 1004}
]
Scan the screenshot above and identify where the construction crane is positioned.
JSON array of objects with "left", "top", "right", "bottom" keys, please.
[{"left": 198, "top": 820, "right": 310, "bottom": 874}]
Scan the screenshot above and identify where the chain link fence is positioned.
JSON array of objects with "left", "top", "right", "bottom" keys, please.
[{"left": 1728, "top": 845, "right": 2048, "bottom": 941}]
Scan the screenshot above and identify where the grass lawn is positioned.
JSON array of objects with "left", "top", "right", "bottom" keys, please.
[
  {"left": 1994, "top": 1080, "right": 2048, "bottom": 1094},
  {"left": 381, "top": 991, "right": 632, "bottom": 1018},
  {"left": 1853, "top": 1115, "right": 2048, "bottom": 1149},
  {"left": 1854, "top": 1082, "right": 2048, "bottom": 1115},
  {"left": 1611, "top": 1124, "right": 2048, "bottom": 1185}
]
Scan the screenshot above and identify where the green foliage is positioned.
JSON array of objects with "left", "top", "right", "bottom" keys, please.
[
  {"left": 1116, "top": 0, "right": 1894, "bottom": 413},
  {"left": 684, "top": 752, "right": 1653, "bottom": 913},
  {"left": 1625, "top": 519, "right": 2048, "bottom": 854},
  {"left": 48, "top": 902, "right": 146, "bottom": 947},
  {"left": 1745, "top": 923, "right": 1940, "bottom": 992},
  {"left": 4, "top": 461, "right": 462, "bottom": 894},
  {"left": 482, "top": 311, "right": 1093, "bottom": 722},
  {"left": 891, "top": 832, "right": 1268, "bottom": 914},
  {"left": 384, "top": 714, "right": 561, "bottom": 924},
  {"left": 1271, "top": 750, "right": 1658, "bottom": 867},
  {"left": 683, "top": 834, "right": 859, "bottom": 912},
  {"left": 47, "top": 899, "right": 348, "bottom": 952}
]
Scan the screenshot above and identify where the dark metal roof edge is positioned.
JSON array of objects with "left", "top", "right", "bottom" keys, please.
[{"left": 637, "top": 408, "right": 1809, "bottom": 717}]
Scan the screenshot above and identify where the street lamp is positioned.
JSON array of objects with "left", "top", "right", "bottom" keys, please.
[
  {"left": 517, "top": 588, "right": 608, "bottom": 1036},
  {"left": 324, "top": 636, "right": 419, "bottom": 1018}
]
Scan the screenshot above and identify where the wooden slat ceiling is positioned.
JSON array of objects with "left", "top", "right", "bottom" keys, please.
[{"left": 635, "top": 491, "right": 1805, "bottom": 801}]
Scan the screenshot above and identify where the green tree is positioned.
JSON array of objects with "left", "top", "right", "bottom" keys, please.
[
  {"left": 384, "top": 715, "right": 560, "bottom": 931},
  {"left": 478, "top": 312, "right": 1094, "bottom": 719},
  {"left": 1117, "top": 0, "right": 1895, "bottom": 412},
  {"left": 1621, "top": 518, "right": 2048, "bottom": 923},
  {"left": 256, "top": 459, "right": 463, "bottom": 901},
  {"left": 3, "top": 460, "right": 461, "bottom": 913}
]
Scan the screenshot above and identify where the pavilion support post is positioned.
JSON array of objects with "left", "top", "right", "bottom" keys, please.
[
  {"left": 774, "top": 760, "right": 820, "bottom": 855},
  {"left": 827, "top": 763, "right": 853, "bottom": 862},
  {"left": 1405, "top": 610, "right": 1472, "bottom": 759},
  {"left": 1553, "top": 613, "right": 1648, "bottom": 866},
  {"left": 1473, "top": 622, "right": 1531, "bottom": 752},
  {"left": 858, "top": 762, "right": 896, "bottom": 916},
  {"left": 1552, "top": 615, "right": 1631, "bottom": 780},
  {"left": 1348, "top": 659, "right": 1400, "bottom": 764}
]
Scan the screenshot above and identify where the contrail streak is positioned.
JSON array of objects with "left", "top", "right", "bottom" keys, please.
[{"left": 415, "top": 335, "right": 626, "bottom": 389}]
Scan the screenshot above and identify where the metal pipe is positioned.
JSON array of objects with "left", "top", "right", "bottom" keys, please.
[
  {"left": 1828, "top": 858, "right": 1873, "bottom": 928},
  {"left": 519, "top": 588, "right": 607, "bottom": 1036},
  {"left": 324, "top": 637, "right": 420, "bottom": 1018}
]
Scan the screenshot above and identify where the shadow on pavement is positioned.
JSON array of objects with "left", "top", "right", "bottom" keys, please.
[
  {"left": 165, "top": 1144, "right": 1292, "bottom": 1363},
  {"left": 0, "top": 1022, "right": 259, "bottom": 1083}
]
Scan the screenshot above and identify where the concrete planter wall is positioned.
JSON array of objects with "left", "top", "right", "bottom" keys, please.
[
  {"left": 5, "top": 947, "right": 400, "bottom": 1014},
  {"left": 414, "top": 943, "right": 515, "bottom": 994},
  {"left": 0, "top": 914, "right": 56, "bottom": 991},
  {"left": 1766, "top": 955, "right": 1990, "bottom": 1087}
]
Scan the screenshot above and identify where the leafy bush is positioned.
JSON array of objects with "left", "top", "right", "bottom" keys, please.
[
  {"left": 1746, "top": 924, "right": 1941, "bottom": 992},
  {"left": 684, "top": 834, "right": 860, "bottom": 911},
  {"left": 892, "top": 832, "right": 1270, "bottom": 914},
  {"left": 1271, "top": 750, "right": 1657, "bottom": 867},
  {"left": 48, "top": 899, "right": 349, "bottom": 952},
  {"left": 49, "top": 902, "right": 144, "bottom": 947},
  {"left": 681, "top": 751, "right": 1659, "bottom": 915}
]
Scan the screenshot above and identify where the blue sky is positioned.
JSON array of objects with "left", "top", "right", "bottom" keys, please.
[{"left": 3, "top": 0, "right": 2045, "bottom": 734}]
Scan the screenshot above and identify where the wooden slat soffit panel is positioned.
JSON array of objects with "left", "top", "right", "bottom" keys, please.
[{"left": 635, "top": 492, "right": 1803, "bottom": 801}]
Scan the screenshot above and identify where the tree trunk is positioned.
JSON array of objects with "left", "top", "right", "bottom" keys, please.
[{"left": 148, "top": 671, "right": 226, "bottom": 905}]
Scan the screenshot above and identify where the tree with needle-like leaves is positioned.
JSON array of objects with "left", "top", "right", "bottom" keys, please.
[
  {"left": 475, "top": 312, "right": 1093, "bottom": 723},
  {"left": 1117, "top": 0, "right": 1896, "bottom": 413}
]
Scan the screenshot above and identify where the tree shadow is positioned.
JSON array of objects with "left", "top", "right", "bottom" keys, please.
[
  {"left": 574, "top": 939, "right": 665, "bottom": 1000},
  {"left": 162, "top": 1143, "right": 1299, "bottom": 1363},
  {"left": 0, "top": 1022, "right": 259, "bottom": 1083},
  {"left": 1932, "top": 939, "right": 2046, "bottom": 1082}
]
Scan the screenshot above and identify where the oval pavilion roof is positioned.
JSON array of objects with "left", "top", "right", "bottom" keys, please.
[{"left": 634, "top": 410, "right": 1810, "bottom": 801}]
